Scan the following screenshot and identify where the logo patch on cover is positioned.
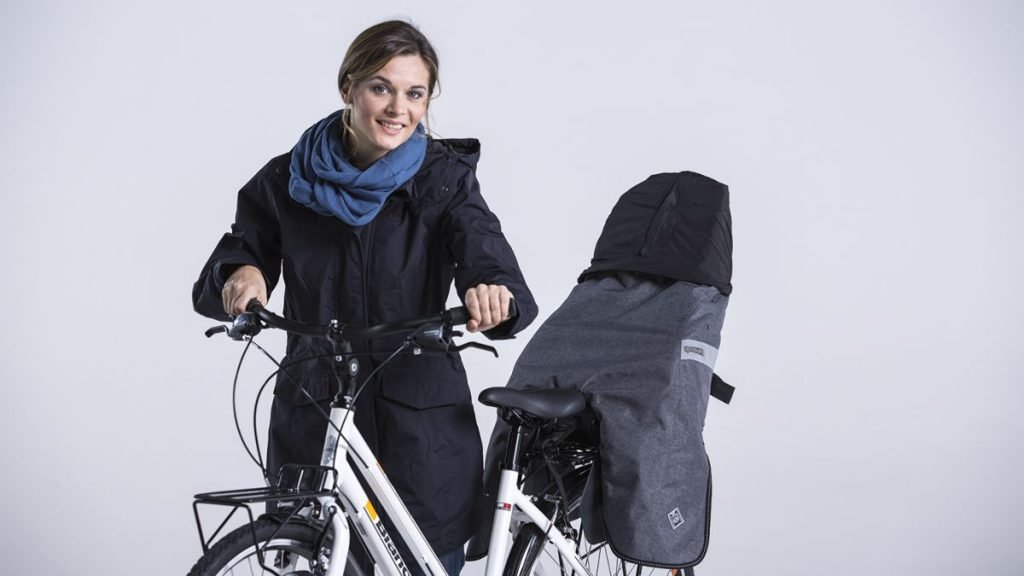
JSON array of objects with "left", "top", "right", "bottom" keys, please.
[
  {"left": 668, "top": 508, "right": 685, "bottom": 530},
  {"left": 680, "top": 339, "right": 718, "bottom": 369}
]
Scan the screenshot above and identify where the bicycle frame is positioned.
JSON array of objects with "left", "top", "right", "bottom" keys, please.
[
  {"left": 317, "top": 404, "right": 445, "bottom": 576},
  {"left": 200, "top": 304, "right": 591, "bottom": 576},
  {"left": 484, "top": 468, "right": 589, "bottom": 576},
  {"left": 318, "top": 403, "right": 589, "bottom": 576}
]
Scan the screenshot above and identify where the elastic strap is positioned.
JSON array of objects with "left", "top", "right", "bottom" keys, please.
[{"left": 711, "top": 372, "right": 734, "bottom": 404}]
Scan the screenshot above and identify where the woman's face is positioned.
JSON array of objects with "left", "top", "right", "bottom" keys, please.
[{"left": 342, "top": 54, "right": 431, "bottom": 168}]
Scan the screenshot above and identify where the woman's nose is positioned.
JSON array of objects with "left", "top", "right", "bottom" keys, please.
[{"left": 386, "top": 95, "right": 406, "bottom": 116}]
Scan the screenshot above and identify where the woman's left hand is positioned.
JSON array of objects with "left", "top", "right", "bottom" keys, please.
[{"left": 465, "top": 284, "right": 514, "bottom": 333}]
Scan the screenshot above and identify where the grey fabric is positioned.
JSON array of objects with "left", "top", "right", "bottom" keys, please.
[{"left": 483, "top": 272, "right": 727, "bottom": 566}]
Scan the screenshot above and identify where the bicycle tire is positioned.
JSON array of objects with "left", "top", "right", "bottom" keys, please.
[{"left": 187, "top": 517, "right": 332, "bottom": 576}]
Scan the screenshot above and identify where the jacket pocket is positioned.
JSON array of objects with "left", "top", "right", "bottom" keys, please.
[{"left": 377, "top": 353, "right": 471, "bottom": 409}]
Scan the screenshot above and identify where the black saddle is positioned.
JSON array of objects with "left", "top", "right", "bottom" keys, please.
[{"left": 478, "top": 387, "right": 587, "bottom": 420}]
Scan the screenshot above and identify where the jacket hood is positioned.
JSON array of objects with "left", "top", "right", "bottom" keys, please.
[{"left": 429, "top": 137, "right": 481, "bottom": 171}]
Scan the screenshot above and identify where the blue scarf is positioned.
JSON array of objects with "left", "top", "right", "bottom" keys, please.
[{"left": 289, "top": 110, "right": 428, "bottom": 226}]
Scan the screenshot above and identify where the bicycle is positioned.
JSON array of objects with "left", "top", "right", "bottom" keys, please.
[{"left": 188, "top": 301, "right": 689, "bottom": 576}]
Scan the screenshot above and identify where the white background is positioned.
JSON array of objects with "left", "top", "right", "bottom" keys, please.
[{"left": 2, "top": 1, "right": 1022, "bottom": 574}]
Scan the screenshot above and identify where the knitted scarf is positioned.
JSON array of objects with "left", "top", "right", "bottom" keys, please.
[{"left": 289, "top": 109, "right": 427, "bottom": 226}]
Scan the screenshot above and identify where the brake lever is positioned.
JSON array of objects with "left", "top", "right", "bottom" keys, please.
[
  {"left": 454, "top": 341, "right": 499, "bottom": 358},
  {"left": 205, "top": 325, "right": 227, "bottom": 338},
  {"left": 226, "top": 313, "right": 263, "bottom": 340},
  {"left": 407, "top": 322, "right": 451, "bottom": 352}
]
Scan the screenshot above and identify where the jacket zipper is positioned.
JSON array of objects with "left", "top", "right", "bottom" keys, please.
[
  {"left": 338, "top": 218, "right": 374, "bottom": 393},
  {"left": 362, "top": 216, "right": 376, "bottom": 330}
]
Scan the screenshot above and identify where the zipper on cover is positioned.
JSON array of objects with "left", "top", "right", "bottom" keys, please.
[{"left": 640, "top": 178, "right": 681, "bottom": 257}]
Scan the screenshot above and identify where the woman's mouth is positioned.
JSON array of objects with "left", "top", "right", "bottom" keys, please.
[{"left": 377, "top": 119, "right": 404, "bottom": 135}]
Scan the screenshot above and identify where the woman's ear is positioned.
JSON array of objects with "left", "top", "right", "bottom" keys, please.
[{"left": 340, "top": 78, "right": 352, "bottom": 105}]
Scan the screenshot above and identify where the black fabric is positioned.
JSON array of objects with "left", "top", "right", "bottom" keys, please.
[
  {"left": 193, "top": 137, "right": 538, "bottom": 552},
  {"left": 578, "top": 171, "right": 732, "bottom": 295},
  {"left": 710, "top": 373, "right": 734, "bottom": 404}
]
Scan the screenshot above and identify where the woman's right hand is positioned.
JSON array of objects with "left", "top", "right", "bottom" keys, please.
[{"left": 222, "top": 265, "right": 268, "bottom": 317}]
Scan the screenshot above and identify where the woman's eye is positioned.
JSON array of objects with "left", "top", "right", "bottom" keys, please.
[
  {"left": 408, "top": 91, "right": 425, "bottom": 100},
  {"left": 371, "top": 85, "right": 390, "bottom": 95}
]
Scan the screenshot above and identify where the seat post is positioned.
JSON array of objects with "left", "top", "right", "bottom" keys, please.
[{"left": 502, "top": 417, "right": 528, "bottom": 472}]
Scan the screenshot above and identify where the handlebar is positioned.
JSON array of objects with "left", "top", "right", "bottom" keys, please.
[
  {"left": 205, "top": 300, "right": 486, "bottom": 353},
  {"left": 246, "top": 301, "right": 470, "bottom": 341},
  {"left": 206, "top": 299, "right": 516, "bottom": 359}
]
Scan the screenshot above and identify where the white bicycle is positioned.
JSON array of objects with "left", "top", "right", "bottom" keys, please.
[{"left": 188, "top": 302, "right": 688, "bottom": 576}]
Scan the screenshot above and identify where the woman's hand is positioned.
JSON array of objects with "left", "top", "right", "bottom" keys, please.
[
  {"left": 222, "top": 265, "right": 268, "bottom": 317},
  {"left": 465, "top": 284, "right": 514, "bottom": 333}
]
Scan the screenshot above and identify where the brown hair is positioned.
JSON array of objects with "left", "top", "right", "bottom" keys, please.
[{"left": 337, "top": 20, "right": 440, "bottom": 145}]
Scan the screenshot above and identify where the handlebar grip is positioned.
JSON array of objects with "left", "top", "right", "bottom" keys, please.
[
  {"left": 447, "top": 306, "right": 470, "bottom": 326},
  {"left": 448, "top": 298, "right": 518, "bottom": 328},
  {"left": 245, "top": 299, "right": 280, "bottom": 327}
]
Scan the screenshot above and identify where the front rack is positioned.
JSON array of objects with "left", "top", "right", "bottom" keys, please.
[{"left": 192, "top": 464, "right": 338, "bottom": 554}]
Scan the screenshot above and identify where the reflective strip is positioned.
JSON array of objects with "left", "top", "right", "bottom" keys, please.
[{"left": 680, "top": 339, "right": 718, "bottom": 369}]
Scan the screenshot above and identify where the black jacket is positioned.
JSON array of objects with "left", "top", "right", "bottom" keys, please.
[
  {"left": 193, "top": 138, "right": 537, "bottom": 551},
  {"left": 579, "top": 171, "right": 732, "bottom": 295}
]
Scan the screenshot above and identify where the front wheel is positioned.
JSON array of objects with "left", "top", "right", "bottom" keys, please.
[{"left": 187, "top": 518, "right": 332, "bottom": 576}]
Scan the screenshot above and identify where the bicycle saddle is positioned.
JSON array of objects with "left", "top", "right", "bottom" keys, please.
[{"left": 478, "top": 387, "right": 587, "bottom": 419}]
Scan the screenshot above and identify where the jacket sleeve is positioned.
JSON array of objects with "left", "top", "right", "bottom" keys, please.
[
  {"left": 442, "top": 168, "right": 538, "bottom": 339},
  {"left": 192, "top": 161, "right": 284, "bottom": 321}
]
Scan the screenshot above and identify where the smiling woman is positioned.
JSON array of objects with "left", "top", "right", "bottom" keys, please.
[{"left": 191, "top": 18, "right": 539, "bottom": 576}]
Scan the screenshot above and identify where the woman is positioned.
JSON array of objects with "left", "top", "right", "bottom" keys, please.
[{"left": 192, "top": 20, "right": 537, "bottom": 574}]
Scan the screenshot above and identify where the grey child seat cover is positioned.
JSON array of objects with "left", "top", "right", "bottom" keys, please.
[
  {"left": 509, "top": 275, "right": 726, "bottom": 566},
  {"left": 471, "top": 171, "right": 732, "bottom": 568}
]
